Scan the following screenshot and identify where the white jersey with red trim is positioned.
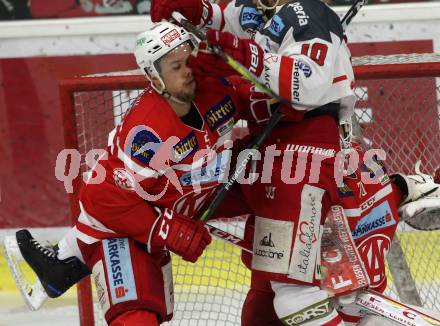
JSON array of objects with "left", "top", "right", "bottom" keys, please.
[
  {"left": 213, "top": 0, "right": 356, "bottom": 118},
  {"left": 75, "top": 77, "right": 249, "bottom": 246}
]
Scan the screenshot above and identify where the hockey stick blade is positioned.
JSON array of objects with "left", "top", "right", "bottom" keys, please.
[
  {"left": 205, "top": 223, "right": 252, "bottom": 253},
  {"left": 357, "top": 290, "right": 440, "bottom": 326},
  {"left": 3, "top": 235, "right": 48, "bottom": 310}
]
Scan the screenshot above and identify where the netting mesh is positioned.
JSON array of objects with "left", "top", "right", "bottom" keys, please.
[
  {"left": 66, "top": 55, "right": 440, "bottom": 325},
  {"left": 353, "top": 53, "right": 440, "bottom": 65}
]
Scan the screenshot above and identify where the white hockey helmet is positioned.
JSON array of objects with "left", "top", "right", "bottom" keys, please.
[{"left": 134, "top": 21, "right": 196, "bottom": 81}]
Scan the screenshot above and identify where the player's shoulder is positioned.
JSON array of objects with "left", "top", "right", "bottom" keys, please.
[
  {"left": 261, "top": 0, "right": 343, "bottom": 44},
  {"left": 196, "top": 76, "right": 239, "bottom": 101},
  {"left": 115, "top": 89, "right": 178, "bottom": 167},
  {"left": 118, "top": 89, "right": 176, "bottom": 143}
]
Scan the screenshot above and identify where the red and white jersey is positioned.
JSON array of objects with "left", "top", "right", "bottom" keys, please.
[
  {"left": 240, "top": 145, "right": 401, "bottom": 291},
  {"left": 75, "top": 77, "right": 251, "bottom": 246},
  {"left": 339, "top": 148, "right": 400, "bottom": 292},
  {"left": 212, "top": 0, "right": 356, "bottom": 118}
]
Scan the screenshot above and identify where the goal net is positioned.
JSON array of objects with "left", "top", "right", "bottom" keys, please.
[{"left": 59, "top": 53, "right": 440, "bottom": 325}]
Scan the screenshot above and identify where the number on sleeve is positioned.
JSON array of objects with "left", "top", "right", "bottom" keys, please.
[{"left": 301, "top": 43, "right": 328, "bottom": 66}]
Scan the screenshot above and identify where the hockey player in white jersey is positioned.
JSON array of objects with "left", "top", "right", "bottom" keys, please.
[{"left": 152, "top": 0, "right": 356, "bottom": 119}]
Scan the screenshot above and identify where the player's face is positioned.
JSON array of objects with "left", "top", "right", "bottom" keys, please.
[{"left": 158, "top": 42, "right": 196, "bottom": 103}]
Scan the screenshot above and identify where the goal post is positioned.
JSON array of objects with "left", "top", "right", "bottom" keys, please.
[
  {"left": 58, "top": 54, "right": 440, "bottom": 325},
  {"left": 59, "top": 75, "right": 148, "bottom": 326}
]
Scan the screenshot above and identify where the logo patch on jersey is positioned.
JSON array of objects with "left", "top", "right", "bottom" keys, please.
[
  {"left": 103, "top": 238, "right": 138, "bottom": 304},
  {"left": 298, "top": 60, "right": 312, "bottom": 78},
  {"left": 179, "top": 150, "right": 230, "bottom": 186},
  {"left": 252, "top": 216, "right": 293, "bottom": 274},
  {"left": 352, "top": 201, "right": 396, "bottom": 240},
  {"left": 267, "top": 15, "right": 285, "bottom": 38},
  {"left": 289, "top": 1, "right": 309, "bottom": 27},
  {"left": 172, "top": 131, "right": 199, "bottom": 162},
  {"left": 216, "top": 118, "right": 235, "bottom": 136},
  {"left": 240, "top": 6, "right": 265, "bottom": 31},
  {"left": 338, "top": 183, "right": 354, "bottom": 197},
  {"left": 357, "top": 234, "right": 391, "bottom": 288},
  {"left": 282, "top": 299, "right": 331, "bottom": 325},
  {"left": 380, "top": 174, "right": 390, "bottom": 185},
  {"left": 204, "top": 96, "right": 236, "bottom": 131},
  {"left": 292, "top": 60, "right": 301, "bottom": 102},
  {"left": 288, "top": 185, "right": 325, "bottom": 283},
  {"left": 126, "top": 126, "right": 161, "bottom": 165}
]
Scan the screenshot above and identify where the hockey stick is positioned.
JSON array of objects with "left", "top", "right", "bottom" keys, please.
[
  {"left": 341, "top": 0, "right": 367, "bottom": 31},
  {"left": 205, "top": 222, "right": 252, "bottom": 253},
  {"left": 197, "top": 113, "right": 281, "bottom": 222},
  {"left": 207, "top": 207, "right": 440, "bottom": 325},
  {"left": 357, "top": 290, "right": 440, "bottom": 326}
]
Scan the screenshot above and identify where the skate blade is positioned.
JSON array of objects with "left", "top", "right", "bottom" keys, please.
[{"left": 3, "top": 235, "right": 48, "bottom": 310}]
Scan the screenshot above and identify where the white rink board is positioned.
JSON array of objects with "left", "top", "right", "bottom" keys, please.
[{"left": 1, "top": 3, "right": 440, "bottom": 58}]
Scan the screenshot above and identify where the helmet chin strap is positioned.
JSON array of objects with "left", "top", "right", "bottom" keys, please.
[
  {"left": 148, "top": 74, "right": 188, "bottom": 105},
  {"left": 162, "top": 91, "right": 188, "bottom": 105}
]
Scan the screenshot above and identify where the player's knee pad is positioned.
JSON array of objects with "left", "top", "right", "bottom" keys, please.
[
  {"left": 271, "top": 282, "right": 344, "bottom": 325},
  {"left": 80, "top": 238, "right": 173, "bottom": 324},
  {"left": 109, "top": 309, "right": 159, "bottom": 326}
]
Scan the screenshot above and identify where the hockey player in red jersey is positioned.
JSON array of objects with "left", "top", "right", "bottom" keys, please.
[
  {"left": 153, "top": 0, "right": 357, "bottom": 324},
  {"left": 13, "top": 21, "right": 262, "bottom": 326},
  {"left": 239, "top": 140, "right": 440, "bottom": 326}
]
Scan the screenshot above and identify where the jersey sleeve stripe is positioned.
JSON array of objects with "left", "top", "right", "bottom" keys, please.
[
  {"left": 279, "top": 56, "right": 295, "bottom": 102},
  {"left": 332, "top": 75, "right": 347, "bottom": 84}
]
